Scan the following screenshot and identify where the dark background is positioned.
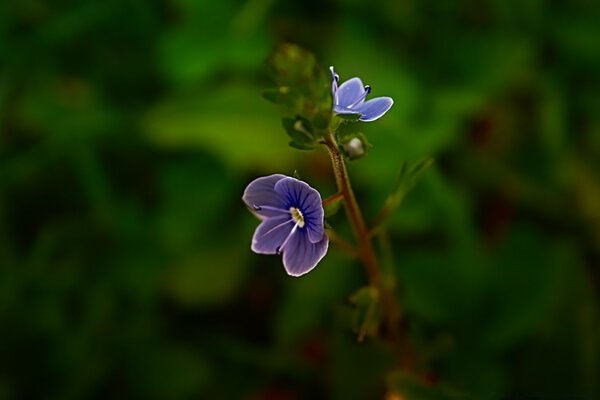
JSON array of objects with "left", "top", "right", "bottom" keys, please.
[{"left": 1, "top": 0, "right": 599, "bottom": 398}]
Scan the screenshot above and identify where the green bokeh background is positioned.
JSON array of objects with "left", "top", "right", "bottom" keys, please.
[{"left": 1, "top": 0, "right": 599, "bottom": 398}]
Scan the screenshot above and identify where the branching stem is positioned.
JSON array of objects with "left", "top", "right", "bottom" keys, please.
[{"left": 322, "top": 133, "right": 402, "bottom": 341}]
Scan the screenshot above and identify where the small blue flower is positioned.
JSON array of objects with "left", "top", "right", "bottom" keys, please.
[
  {"left": 330, "top": 66, "right": 393, "bottom": 122},
  {"left": 243, "top": 174, "right": 329, "bottom": 277}
]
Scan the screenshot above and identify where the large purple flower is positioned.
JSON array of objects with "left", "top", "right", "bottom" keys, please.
[
  {"left": 243, "top": 174, "right": 329, "bottom": 277},
  {"left": 330, "top": 66, "right": 393, "bottom": 122}
]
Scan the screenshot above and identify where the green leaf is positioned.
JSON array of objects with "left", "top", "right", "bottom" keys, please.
[
  {"left": 282, "top": 116, "right": 317, "bottom": 150},
  {"left": 349, "top": 286, "right": 380, "bottom": 342},
  {"left": 264, "top": 43, "right": 332, "bottom": 133},
  {"left": 261, "top": 87, "right": 301, "bottom": 110},
  {"left": 288, "top": 140, "right": 315, "bottom": 151},
  {"left": 387, "top": 157, "right": 435, "bottom": 209},
  {"left": 323, "top": 195, "right": 343, "bottom": 218},
  {"left": 393, "top": 157, "right": 435, "bottom": 196},
  {"left": 336, "top": 118, "right": 363, "bottom": 140},
  {"left": 372, "top": 157, "right": 434, "bottom": 234}
]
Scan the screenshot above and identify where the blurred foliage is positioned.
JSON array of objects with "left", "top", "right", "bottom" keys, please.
[{"left": 1, "top": 0, "right": 599, "bottom": 399}]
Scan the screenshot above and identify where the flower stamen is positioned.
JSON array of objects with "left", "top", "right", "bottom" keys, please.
[
  {"left": 277, "top": 223, "right": 299, "bottom": 254},
  {"left": 330, "top": 66, "right": 339, "bottom": 82},
  {"left": 347, "top": 85, "right": 371, "bottom": 109},
  {"left": 289, "top": 207, "right": 305, "bottom": 228},
  {"left": 264, "top": 218, "right": 294, "bottom": 236}
]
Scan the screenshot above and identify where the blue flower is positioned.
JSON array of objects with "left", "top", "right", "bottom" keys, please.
[
  {"left": 243, "top": 174, "right": 329, "bottom": 277},
  {"left": 330, "top": 66, "right": 393, "bottom": 122}
]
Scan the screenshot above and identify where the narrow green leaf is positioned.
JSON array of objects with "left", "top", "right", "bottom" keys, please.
[
  {"left": 282, "top": 117, "right": 317, "bottom": 150},
  {"left": 349, "top": 286, "right": 380, "bottom": 341},
  {"left": 323, "top": 195, "right": 343, "bottom": 218},
  {"left": 288, "top": 140, "right": 315, "bottom": 151},
  {"left": 393, "top": 157, "right": 435, "bottom": 197},
  {"left": 264, "top": 43, "right": 332, "bottom": 129},
  {"left": 371, "top": 157, "right": 434, "bottom": 235}
]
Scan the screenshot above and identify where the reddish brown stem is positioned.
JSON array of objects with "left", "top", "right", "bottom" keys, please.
[
  {"left": 322, "top": 192, "right": 344, "bottom": 207},
  {"left": 322, "top": 133, "right": 402, "bottom": 342}
]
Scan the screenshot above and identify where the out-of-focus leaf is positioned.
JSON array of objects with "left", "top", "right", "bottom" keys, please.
[
  {"left": 261, "top": 87, "right": 301, "bottom": 110},
  {"left": 155, "top": 152, "right": 233, "bottom": 252},
  {"left": 142, "top": 83, "right": 301, "bottom": 170},
  {"left": 393, "top": 158, "right": 435, "bottom": 196},
  {"left": 282, "top": 116, "right": 316, "bottom": 150},
  {"left": 273, "top": 253, "right": 354, "bottom": 346},
  {"left": 265, "top": 44, "right": 332, "bottom": 134},
  {"left": 15, "top": 79, "right": 118, "bottom": 142},
  {"left": 330, "top": 322, "right": 394, "bottom": 400},
  {"left": 481, "top": 225, "right": 572, "bottom": 351},
  {"left": 323, "top": 195, "right": 343, "bottom": 218},
  {"left": 370, "top": 158, "right": 434, "bottom": 234},
  {"left": 158, "top": 0, "right": 269, "bottom": 85},
  {"left": 129, "top": 347, "right": 212, "bottom": 399},
  {"left": 165, "top": 248, "right": 248, "bottom": 307},
  {"left": 349, "top": 285, "right": 379, "bottom": 341}
]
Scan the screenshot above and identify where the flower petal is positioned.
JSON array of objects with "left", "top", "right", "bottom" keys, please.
[
  {"left": 333, "top": 105, "right": 361, "bottom": 117},
  {"left": 282, "top": 229, "right": 329, "bottom": 276},
  {"left": 251, "top": 217, "right": 294, "bottom": 254},
  {"left": 243, "top": 174, "right": 289, "bottom": 219},
  {"left": 336, "top": 77, "right": 366, "bottom": 108},
  {"left": 274, "top": 177, "right": 324, "bottom": 243},
  {"left": 354, "top": 97, "right": 394, "bottom": 122}
]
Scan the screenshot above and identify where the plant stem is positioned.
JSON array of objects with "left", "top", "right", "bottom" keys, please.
[
  {"left": 322, "top": 132, "right": 402, "bottom": 342},
  {"left": 322, "top": 192, "right": 344, "bottom": 207},
  {"left": 322, "top": 134, "right": 380, "bottom": 283}
]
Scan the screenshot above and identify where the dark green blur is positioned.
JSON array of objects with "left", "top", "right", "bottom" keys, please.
[{"left": 1, "top": 0, "right": 599, "bottom": 398}]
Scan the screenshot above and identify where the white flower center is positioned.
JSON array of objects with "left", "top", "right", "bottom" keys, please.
[{"left": 289, "top": 207, "right": 305, "bottom": 228}]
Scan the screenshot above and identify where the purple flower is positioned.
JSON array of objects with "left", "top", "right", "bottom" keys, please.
[
  {"left": 330, "top": 66, "right": 393, "bottom": 122},
  {"left": 243, "top": 174, "right": 329, "bottom": 277}
]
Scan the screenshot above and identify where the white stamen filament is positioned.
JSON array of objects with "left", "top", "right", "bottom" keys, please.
[
  {"left": 277, "top": 223, "right": 299, "bottom": 254},
  {"left": 347, "top": 85, "right": 371, "bottom": 109},
  {"left": 264, "top": 218, "right": 294, "bottom": 236}
]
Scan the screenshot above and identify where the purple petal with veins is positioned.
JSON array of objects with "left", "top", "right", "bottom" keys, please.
[
  {"left": 329, "top": 66, "right": 393, "bottom": 122},
  {"left": 336, "top": 77, "right": 366, "bottom": 108},
  {"left": 243, "top": 174, "right": 329, "bottom": 277},
  {"left": 242, "top": 174, "right": 288, "bottom": 219},
  {"left": 355, "top": 97, "right": 394, "bottom": 122},
  {"left": 251, "top": 217, "right": 294, "bottom": 254},
  {"left": 274, "top": 177, "right": 324, "bottom": 243},
  {"left": 282, "top": 229, "right": 329, "bottom": 277}
]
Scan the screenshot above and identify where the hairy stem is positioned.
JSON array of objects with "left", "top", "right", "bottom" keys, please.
[{"left": 322, "top": 132, "right": 402, "bottom": 343}]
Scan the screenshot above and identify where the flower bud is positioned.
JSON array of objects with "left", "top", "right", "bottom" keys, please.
[{"left": 343, "top": 137, "right": 367, "bottom": 160}]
